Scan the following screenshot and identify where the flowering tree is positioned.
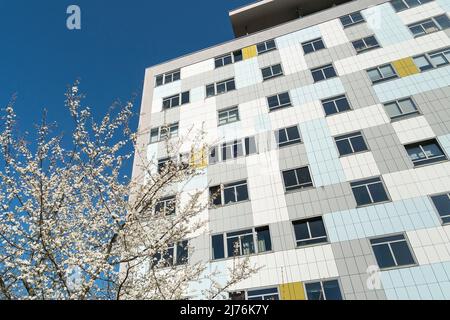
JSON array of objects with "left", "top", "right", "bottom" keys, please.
[{"left": 0, "top": 83, "right": 256, "bottom": 300}]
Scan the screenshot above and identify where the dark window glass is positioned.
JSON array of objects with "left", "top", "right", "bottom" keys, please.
[
  {"left": 323, "top": 280, "right": 343, "bottom": 300},
  {"left": 371, "top": 235, "right": 415, "bottom": 269},
  {"left": 351, "top": 178, "right": 389, "bottom": 206},
  {"left": 245, "top": 137, "right": 257, "bottom": 155},
  {"left": 210, "top": 185, "right": 222, "bottom": 206},
  {"left": 234, "top": 50, "right": 243, "bottom": 62},
  {"left": 431, "top": 193, "right": 450, "bottom": 223},
  {"left": 181, "top": 91, "right": 190, "bottom": 104},
  {"left": 405, "top": 139, "right": 447, "bottom": 166},
  {"left": 335, "top": 132, "right": 368, "bottom": 156},
  {"left": 256, "top": 226, "right": 272, "bottom": 252},
  {"left": 372, "top": 243, "right": 397, "bottom": 268},
  {"left": 293, "top": 217, "right": 327, "bottom": 247},
  {"left": 212, "top": 234, "right": 225, "bottom": 260},
  {"left": 230, "top": 292, "right": 245, "bottom": 300},
  {"left": 176, "top": 241, "right": 189, "bottom": 265},
  {"left": 206, "top": 84, "right": 215, "bottom": 97},
  {"left": 155, "top": 75, "right": 164, "bottom": 87},
  {"left": 305, "top": 282, "right": 323, "bottom": 300},
  {"left": 282, "top": 167, "right": 313, "bottom": 191}
]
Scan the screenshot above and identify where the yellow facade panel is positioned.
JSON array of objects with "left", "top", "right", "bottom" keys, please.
[
  {"left": 392, "top": 57, "right": 420, "bottom": 78},
  {"left": 279, "top": 282, "right": 306, "bottom": 300},
  {"left": 242, "top": 45, "right": 257, "bottom": 60}
]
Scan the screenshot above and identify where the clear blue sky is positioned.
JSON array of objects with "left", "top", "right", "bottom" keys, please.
[{"left": 0, "top": 0, "right": 251, "bottom": 174}]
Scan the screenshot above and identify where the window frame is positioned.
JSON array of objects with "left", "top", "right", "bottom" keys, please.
[
  {"left": 152, "top": 240, "right": 189, "bottom": 268},
  {"left": 155, "top": 69, "right": 181, "bottom": 87},
  {"left": 246, "top": 287, "right": 279, "bottom": 301},
  {"left": 369, "top": 233, "right": 417, "bottom": 270},
  {"left": 206, "top": 78, "right": 236, "bottom": 98},
  {"left": 391, "top": 0, "right": 433, "bottom": 12},
  {"left": 211, "top": 225, "right": 273, "bottom": 260},
  {"left": 261, "top": 64, "right": 284, "bottom": 81},
  {"left": 350, "top": 177, "right": 391, "bottom": 207},
  {"left": 321, "top": 94, "right": 352, "bottom": 116},
  {"left": 214, "top": 50, "right": 243, "bottom": 69},
  {"left": 430, "top": 192, "right": 450, "bottom": 225},
  {"left": 383, "top": 97, "right": 420, "bottom": 121},
  {"left": 282, "top": 166, "right": 314, "bottom": 192},
  {"left": 218, "top": 106, "right": 240, "bottom": 126},
  {"left": 155, "top": 195, "right": 177, "bottom": 216},
  {"left": 404, "top": 139, "right": 448, "bottom": 167},
  {"left": 302, "top": 38, "right": 326, "bottom": 55},
  {"left": 413, "top": 47, "right": 450, "bottom": 72},
  {"left": 311, "top": 64, "right": 337, "bottom": 83},
  {"left": 339, "top": 11, "right": 365, "bottom": 28},
  {"left": 352, "top": 35, "right": 381, "bottom": 54},
  {"left": 304, "top": 279, "right": 343, "bottom": 300},
  {"left": 334, "top": 131, "right": 369, "bottom": 157},
  {"left": 209, "top": 180, "right": 250, "bottom": 207},
  {"left": 209, "top": 136, "right": 257, "bottom": 165},
  {"left": 267, "top": 92, "right": 292, "bottom": 112},
  {"left": 275, "top": 125, "right": 302, "bottom": 148},
  {"left": 367, "top": 63, "right": 398, "bottom": 84},
  {"left": 256, "top": 39, "right": 277, "bottom": 55},
  {"left": 408, "top": 14, "right": 450, "bottom": 38},
  {"left": 162, "top": 91, "right": 190, "bottom": 110},
  {"left": 292, "top": 216, "right": 329, "bottom": 248},
  {"left": 150, "top": 122, "right": 179, "bottom": 144}
]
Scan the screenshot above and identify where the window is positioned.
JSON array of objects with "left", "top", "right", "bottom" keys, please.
[
  {"left": 218, "top": 106, "right": 240, "bottom": 126},
  {"left": 152, "top": 240, "right": 188, "bottom": 267},
  {"left": 206, "top": 78, "right": 236, "bottom": 97},
  {"left": 414, "top": 47, "right": 450, "bottom": 71},
  {"left": 282, "top": 167, "right": 313, "bottom": 192},
  {"left": 261, "top": 64, "right": 283, "bottom": 81},
  {"left": 158, "top": 157, "right": 173, "bottom": 173},
  {"left": 367, "top": 64, "right": 397, "bottom": 84},
  {"left": 351, "top": 177, "right": 390, "bottom": 206},
  {"left": 150, "top": 123, "right": 179, "bottom": 144},
  {"left": 384, "top": 98, "right": 420, "bottom": 120},
  {"left": 247, "top": 287, "right": 279, "bottom": 300},
  {"left": 311, "top": 64, "right": 337, "bottom": 82},
  {"left": 230, "top": 287, "right": 279, "bottom": 301},
  {"left": 293, "top": 217, "right": 328, "bottom": 247},
  {"left": 275, "top": 126, "right": 301, "bottom": 148},
  {"left": 162, "top": 91, "right": 190, "bottom": 110},
  {"left": 257, "top": 39, "right": 277, "bottom": 54},
  {"left": 408, "top": 15, "right": 450, "bottom": 37},
  {"left": 158, "top": 154, "right": 188, "bottom": 173},
  {"left": 229, "top": 292, "right": 245, "bottom": 300},
  {"left": 405, "top": 139, "right": 447, "bottom": 166},
  {"left": 305, "top": 280, "right": 343, "bottom": 300},
  {"left": 155, "top": 196, "right": 176, "bottom": 216},
  {"left": 391, "top": 0, "right": 433, "bottom": 12},
  {"left": 322, "top": 95, "right": 351, "bottom": 116},
  {"left": 209, "top": 137, "right": 257, "bottom": 164},
  {"left": 302, "top": 38, "right": 325, "bottom": 54},
  {"left": 334, "top": 131, "right": 368, "bottom": 156},
  {"left": 370, "top": 234, "right": 416, "bottom": 269},
  {"left": 267, "top": 92, "right": 291, "bottom": 112},
  {"left": 340, "top": 11, "right": 365, "bottom": 28},
  {"left": 431, "top": 193, "right": 450, "bottom": 224},
  {"left": 212, "top": 226, "right": 272, "bottom": 260},
  {"left": 352, "top": 36, "right": 380, "bottom": 54},
  {"left": 212, "top": 234, "right": 225, "bottom": 260},
  {"left": 210, "top": 180, "right": 249, "bottom": 207},
  {"left": 155, "top": 70, "right": 181, "bottom": 87},
  {"left": 215, "top": 50, "right": 243, "bottom": 68}
]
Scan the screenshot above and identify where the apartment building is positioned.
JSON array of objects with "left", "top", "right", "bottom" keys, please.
[{"left": 132, "top": 0, "right": 450, "bottom": 300}]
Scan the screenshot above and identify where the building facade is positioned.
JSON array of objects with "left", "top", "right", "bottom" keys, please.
[{"left": 133, "top": 0, "right": 450, "bottom": 300}]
